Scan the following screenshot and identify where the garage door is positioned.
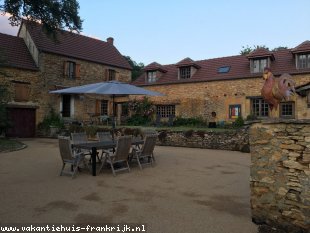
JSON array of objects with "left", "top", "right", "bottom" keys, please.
[{"left": 6, "top": 108, "right": 36, "bottom": 137}]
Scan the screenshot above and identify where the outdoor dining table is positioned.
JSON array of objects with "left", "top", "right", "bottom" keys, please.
[{"left": 73, "top": 139, "right": 144, "bottom": 176}]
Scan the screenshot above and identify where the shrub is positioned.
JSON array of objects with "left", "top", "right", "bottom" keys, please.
[
  {"left": 37, "top": 108, "right": 64, "bottom": 133},
  {"left": 233, "top": 116, "right": 244, "bottom": 128},
  {"left": 126, "top": 115, "right": 151, "bottom": 126},
  {"left": 173, "top": 116, "right": 206, "bottom": 127},
  {"left": 84, "top": 125, "right": 98, "bottom": 138},
  {"left": 246, "top": 114, "right": 258, "bottom": 121}
]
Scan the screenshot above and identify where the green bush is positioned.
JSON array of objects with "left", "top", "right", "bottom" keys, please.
[
  {"left": 84, "top": 125, "right": 98, "bottom": 138},
  {"left": 246, "top": 114, "right": 258, "bottom": 121},
  {"left": 37, "top": 108, "right": 64, "bottom": 133},
  {"left": 173, "top": 116, "right": 206, "bottom": 127},
  {"left": 233, "top": 116, "right": 244, "bottom": 128},
  {"left": 126, "top": 115, "right": 151, "bottom": 126}
]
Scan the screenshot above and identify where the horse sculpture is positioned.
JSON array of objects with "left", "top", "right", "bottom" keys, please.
[{"left": 261, "top": 67, "right": 296, "bottom": 111}]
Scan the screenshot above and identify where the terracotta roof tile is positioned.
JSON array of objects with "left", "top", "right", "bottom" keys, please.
[
  {"left": 133, "top": 49, "right": 307, "bottom": 86},
  {"left": 21, "top": 21, "right": 132, "bottom": 70},
  {"left": 0, "top": 32, "right": 38, "bottom": 71},
  {"left": 247, "top": 48, "right": 274, "bottom": 59},
  {"left": 291, "top": 40, "right": 310, "bottom": 53},
  {"left": 176, "top": 57, "right": 201, "bottom": 68},
  {"left": 143, "top": 62, "right": 167, "bottom": 72}
]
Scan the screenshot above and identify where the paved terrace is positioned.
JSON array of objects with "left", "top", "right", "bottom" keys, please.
[{"left": 0, "top": 138, "right": 257, "bottom": 233}]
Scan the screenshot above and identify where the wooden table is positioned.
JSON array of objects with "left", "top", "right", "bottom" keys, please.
[{"left": 73, "top": 139, "right": 144, "bottom": 176}]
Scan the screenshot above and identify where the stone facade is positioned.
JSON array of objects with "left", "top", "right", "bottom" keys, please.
[
  {"left": 0, "top": 67, "right": 41, "bottom": 109},
  {"left": 249, "top": 120, "right": 310, "bottom": 232},
  {"left": 143, "top": 74, "right": 310, "bottom": 122},
  {"left": 156, "top": 127, "right": 249, "bottom": 152},
  {"left": 38, "top": 53, "right": 131, "bottom": 124},
  {"left": 1, "top": 53, "right": 131, "bottom": 126}
]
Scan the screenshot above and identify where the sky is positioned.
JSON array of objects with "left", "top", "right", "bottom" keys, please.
[{"left": 1, "top": 0, "right": 310, "bottom": 66}]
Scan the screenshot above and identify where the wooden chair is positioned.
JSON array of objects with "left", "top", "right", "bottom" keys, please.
[
  {"left": 96, "top": 131, "right": 113, "bottom": 160},
  {"left": 99, "top": 135, "right": 132, "bottom": 176},
  {"left": 58, "top": 136, "right": 87, "bottom": 178},
  {"left": 71, "top": 132, "right": 99, "bottom": 162},
  {"left": 96, "top": 131, "right": 113, "bottom": 142},
  {"left": 131, "top": 135, "right": 157, "bottom": 170}
]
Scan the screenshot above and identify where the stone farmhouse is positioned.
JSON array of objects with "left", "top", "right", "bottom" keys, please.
[
  {"left": 133, "top": 42, "right": 310, "bottom": 123},
  {"left": 0, "top": 20, "right": 132, "bottom": 137}
]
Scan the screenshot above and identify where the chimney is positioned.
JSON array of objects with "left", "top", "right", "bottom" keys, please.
[{"left": 107, "top": 37, "right": 114, "bottom": 45}]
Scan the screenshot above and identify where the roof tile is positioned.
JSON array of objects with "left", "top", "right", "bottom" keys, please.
[
  {"left": 0, "top": 32, "right": 38, "bottom": 71},
  {"left": 133, "top": 49, "right": 307, "bottom": 86},
  {"left": 21, "top": 21, "right": 132, "bottom": 70}
]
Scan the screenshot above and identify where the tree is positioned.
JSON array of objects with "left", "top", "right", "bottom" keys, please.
[
  {"left": 272, "top": 46, "right": 288, "bottom": 51},
  {"left": 124, "top": 56, "right": 144, "bottom": 81},
  {"left": 0, "top": 0, "right": 83, "bottom": 34},
  {"left": 240, "top": 45, "right": 269, "bottom": 55}
]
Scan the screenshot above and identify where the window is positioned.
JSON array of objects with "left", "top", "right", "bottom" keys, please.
[
  {"left": 156, "top": 105, "right": 175, "bottom": 118},
  {"left": 297, "top": 54, "right": 310, "bottom": 69},
  {"left": 108, "top": 69, "right": 116, "bottom": 81},
  {"left": 280, "top": 102, "right": 295, "bottom": 118},
  {"left": 147, "top": 71, "right": 157, "bottom": 83},
  {"left": 64, "top": 61, "right": 80, "bottom": 79},
  {"left": 67, "top": 62, "right": 76, "bottom": 79},
  {"left": 252, "top": 59, "right": 267, "bottom": 73},
  {"left": 100, "top": 100, "right": 108, "bottom": 115},
  {"left": 251, "top": 98, "right": 269, "bottom": 117},
  {"left": 218, "top": 66, "right": 231, "bottom": 73},
  {"left": 179, "top": 66, "right": 191, "bottom": 79},
  {"left": 229, "top": 105, "right": 241, "bottom": 119}
]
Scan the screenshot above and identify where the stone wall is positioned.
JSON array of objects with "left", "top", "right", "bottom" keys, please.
[
  {"left": 249, "top": 120, "right": 310, "bottom": 232},
  {"left": 156, "top": 127, "right": 250, "bottom": 152},
  {"left": 142, "top": 74, "right": 310, "bottom": 122}
]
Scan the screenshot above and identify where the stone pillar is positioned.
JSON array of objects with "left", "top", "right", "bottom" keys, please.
[{"left": 249, "top": 120, "right": 310, "bottom": 232}]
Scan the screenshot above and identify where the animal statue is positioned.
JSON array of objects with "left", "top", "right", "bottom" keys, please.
[{"left": 261, "top": 67, "right": 296, "bottom": 111}]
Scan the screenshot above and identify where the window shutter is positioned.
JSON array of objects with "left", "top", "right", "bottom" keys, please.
[
  {"left": 105, "top": 69, "right": 109, "bottom": 81},
  {"left": 115, "top": 71, "right": 120, "bottom": 81},
  {"left": 14, "top": 83, "right": 30, "bottom": 102},
  {"left": 63, "top": 61, "right": 68, "bottom": 77},
  {"left": 95, "top": 100, "right": 100, "bottom": 115},
  {"left": 75, "top": 64, "right": 81, "bottom": 79}
]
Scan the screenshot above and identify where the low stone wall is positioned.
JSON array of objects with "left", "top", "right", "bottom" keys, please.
[
  {"left": 249, "top": 120, "right": 310, "bottom": 232},
  {"left": 156, "top": 127, "right": 250, "bottom": 152}
]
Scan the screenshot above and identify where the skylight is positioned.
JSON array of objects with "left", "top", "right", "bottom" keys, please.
[{"left": 218, "top": 66, "right": 231, "bottom": 73}]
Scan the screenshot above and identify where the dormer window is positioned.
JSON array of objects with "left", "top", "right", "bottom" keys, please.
[
  {"left": 252, "top": 58, "right": 267, "bottom": 73},
  {"left": 297, "top": 54, "right": 310, "bottom": 69},
  {"left": 147, "top": 71, "right": 157, "bottom": 83},
  {"left": 247, "top": 48, "right": 274, "bottom": 74},
  {"left": 179, "top": 66, "right": 191, "bottom": 79},
  {"left": 291, "top": 41, "right": 310, "bottom": 69}
]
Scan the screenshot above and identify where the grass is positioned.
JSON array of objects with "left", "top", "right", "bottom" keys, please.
[{"left": 0, "top": 138, "right": 25, "bottom": 153}]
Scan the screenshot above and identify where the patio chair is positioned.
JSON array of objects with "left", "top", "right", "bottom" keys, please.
[
  {"left": 96, "top": 131, "right": 114, "bottom": 159},
  {"left": 58, "top": 136, "right": 88, "bottom": 178},
  {"left": 131, "top": 135, "right": 157, "bottom": 170},
  {"left": 71, "top": 132, "right": 99, "bottom": 162},
  {"left": 96, "top": 131, "right": 113, "bottom": 142},
  {"left": 99, "top": 135, "right": 132, "bottom": 176}
]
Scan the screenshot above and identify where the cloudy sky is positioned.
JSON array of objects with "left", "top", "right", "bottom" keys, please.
[{"left": 1, "top": 0, "right": 310, "bottom": 65}]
